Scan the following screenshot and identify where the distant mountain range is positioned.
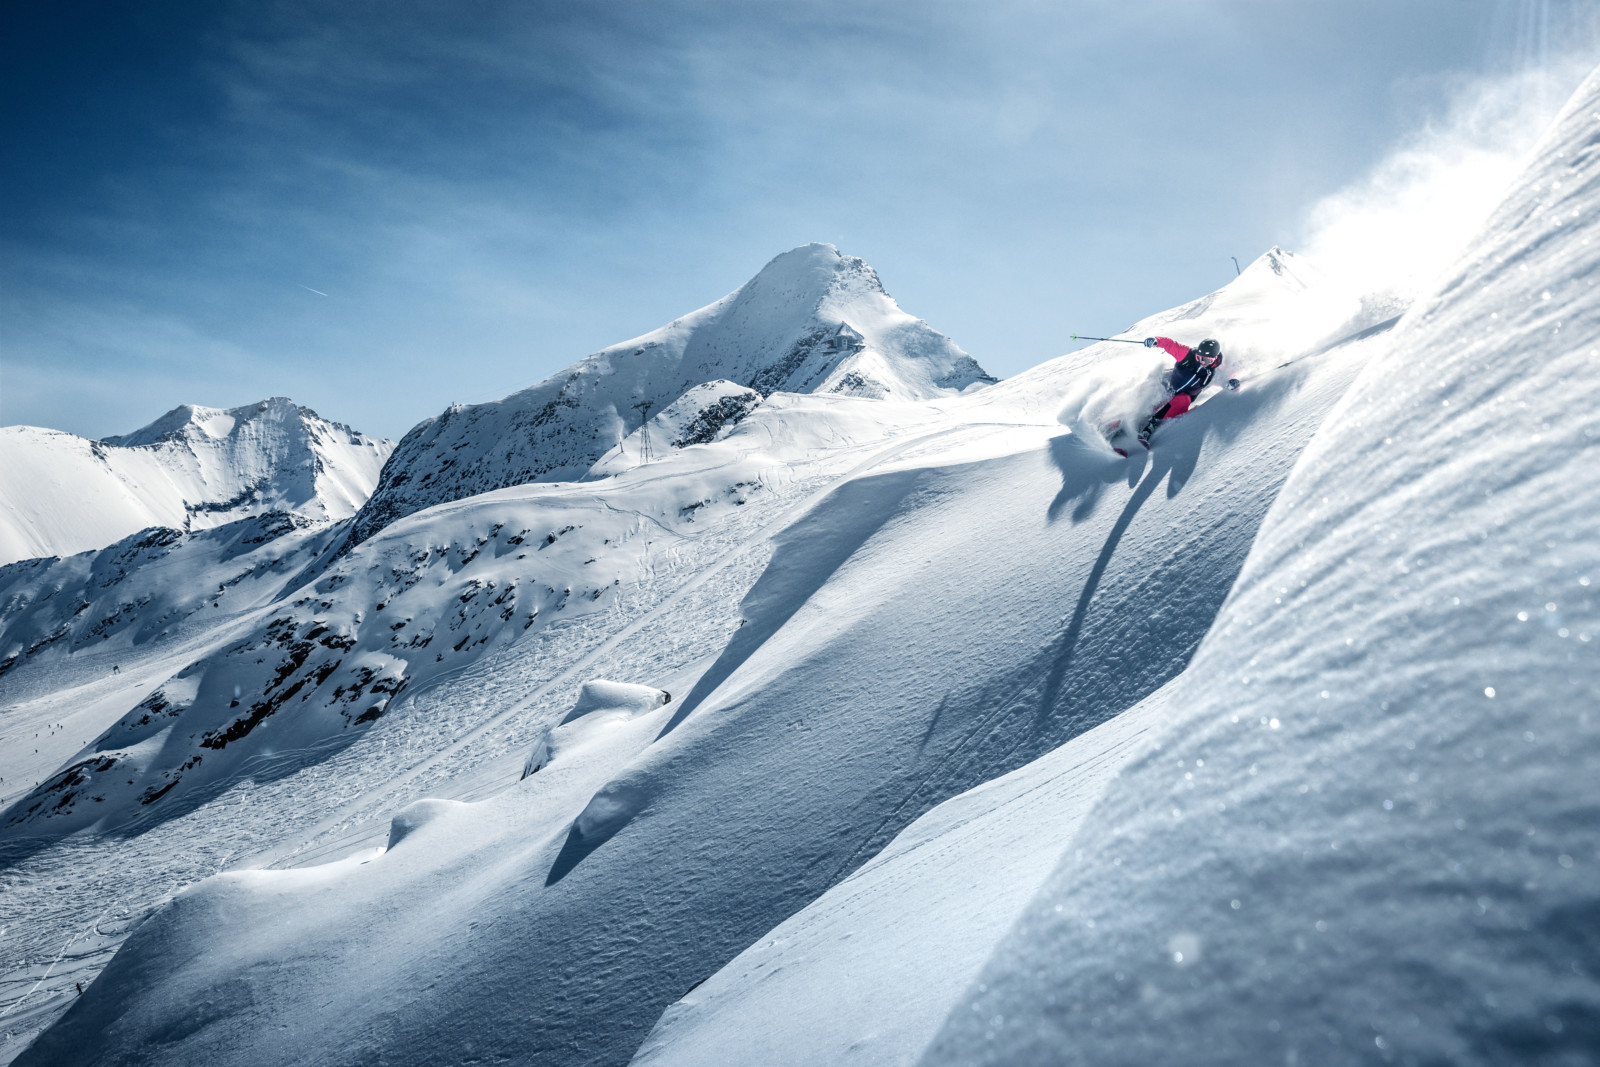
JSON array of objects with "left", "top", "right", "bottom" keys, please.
[{"left": 0, "top": 397, "right": 392, "bottom": 566}]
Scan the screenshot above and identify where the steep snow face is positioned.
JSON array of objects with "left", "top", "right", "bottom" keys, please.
[
  {"left": 12, "top": 243, "right": 1374, "bottom": 1066},
  {"left": 913, "top": 70, "right": 1600, "bottom": 1066},
  {"left": 348, "top": 244, "right": 993, "bottom": 545},
  {"left": 0, "top": 398, "right": 392, "bottom": 566},
  {"left": 641, "top": 65, "right": 1600, "bottom": 1067},
  {"left": 630, "top": 689, "right": 1166, "bottom": 1067}
]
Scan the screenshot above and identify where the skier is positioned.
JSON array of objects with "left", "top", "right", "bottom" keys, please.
[{"left": 1134, "top": 335, "right": 1224, "bottom": 448}]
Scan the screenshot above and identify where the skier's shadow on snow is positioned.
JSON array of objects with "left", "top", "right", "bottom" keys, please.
[
  {"left": 1037, "top": 423, "right": 1204, "bottom": 724},
  {"left": 1045, "top": 423, "right": 1205, "bottom": 527},
  {"left": 1045, "top": 434, "right": 1132, "bottom": 524},
  {"left": 912, "top": 424, "right": 1205, "bottom": 767}
]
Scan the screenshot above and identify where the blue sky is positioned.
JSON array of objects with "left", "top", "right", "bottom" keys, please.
[{"left": 2, "top": 0, "right": 1595, "bottom": 440}]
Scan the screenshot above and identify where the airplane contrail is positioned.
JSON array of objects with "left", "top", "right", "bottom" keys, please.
[{"left": 300, "top": 285, "right": 330, "bottom": 297}]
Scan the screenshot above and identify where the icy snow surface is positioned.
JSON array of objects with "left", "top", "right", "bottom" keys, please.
[
  {"left": 0, "top": 398, "right": 391, "bottom": 566},
  {"left": 4, "top": 227, "right": 1385, "bottom": 1065},
  {"left": 641, "top": 68, "right": 1600, "bottom": 1067}
]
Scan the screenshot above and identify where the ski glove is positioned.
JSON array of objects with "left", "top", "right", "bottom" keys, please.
[{"left": 1144, "top": 337, "right": 1157, "bottom": 347}]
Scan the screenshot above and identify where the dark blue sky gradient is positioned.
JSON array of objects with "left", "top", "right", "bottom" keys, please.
[{"left": 2, "top": 1, "right": 1594, "bottom": 439}]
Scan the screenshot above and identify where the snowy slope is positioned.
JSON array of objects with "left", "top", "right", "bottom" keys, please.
[
  {"left": 0, "top": 391, "right": 958, "bottom": 847},
  {"left": 8, "top": 240, "right": 1381, "bottom": 1065},
  {"left": 631, "top": 687, "right": 1167, "bottom": 1067},
  {"left": 0, "top": 515, "right": 345, "bottom": 811},
  {"left": 0, "top": 398, "right": 392, "bottom": 566},
  {"left": 347, "top": 244, "right": 994, "bottom": 545},
  {"left": 587, "top": 380, "right": 763, "bottom": 477},
  {"left": 0, "top": 389, "right": 970, "bottom": 1059},
  {"left": 637, "top": 66, "right": 1600, "bottom": 1067}
]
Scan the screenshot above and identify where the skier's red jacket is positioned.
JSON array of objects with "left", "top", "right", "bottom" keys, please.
[
  {"left": 1153, "top": 336, "right": 1221, "bottom": 397},
  {"left": 1153, "top": 336, "right": 1192, "bottom": 362}
]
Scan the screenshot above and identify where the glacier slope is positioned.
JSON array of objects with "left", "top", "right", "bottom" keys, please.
[
  {"left": 0, "top": 398, "right": 391, "bottom": 567},
  {"left": 14, "top": 251, "right": 1380, "bottom": 1066}
]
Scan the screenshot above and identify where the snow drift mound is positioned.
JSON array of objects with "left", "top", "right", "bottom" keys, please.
[
  {"left": 0, "top": 397, "right": 392, "bottom": 566},
  {"left": 524, "top": 681, "right": 672, "bottom": 777},
  {"left": 347, "top": 244, "right": 994, "bottom": 545}
]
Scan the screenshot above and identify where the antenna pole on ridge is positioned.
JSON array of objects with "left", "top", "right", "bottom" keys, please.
[{"left": 633, "top": 400, "right": 655, "bottom": 464}]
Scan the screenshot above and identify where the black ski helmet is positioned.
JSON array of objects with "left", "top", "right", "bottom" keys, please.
[{"left": 1196, "top": 338, "right": 1222, "bottom": 364}]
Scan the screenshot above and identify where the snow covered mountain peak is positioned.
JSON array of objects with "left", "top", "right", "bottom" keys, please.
[
  {"left": 724, "top": 242, "right": 893, "bottom": 329},
  {"left": 103, "top": 396, "right": 316, "bottom": 447},
  {"left": 737, "top": 241, "right": 884, "bottom": 298},
  {"left": 0, "top": 399, "right": 393, "bottom": 566},
  {"left": 1239, "top": 245, "right": 1314, "bottom": 289},
  {"left": 347, "top": 243, "right": 993, "bottom": 545}
]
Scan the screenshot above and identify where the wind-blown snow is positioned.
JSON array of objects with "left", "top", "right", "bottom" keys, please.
[
  {"left": 0, "top": 398, "right": 391, "bottom": 566},
  {"left": 910, "top": 65, "right": 1600, "bottom": 1067},
  {"left": 1053, "top": 247, "right": 1351, "bottom": 447}
]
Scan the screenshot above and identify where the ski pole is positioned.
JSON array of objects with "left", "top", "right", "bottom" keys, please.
[{"left": 1070, "top": 333, "right": 1147, "bottom": 345}]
